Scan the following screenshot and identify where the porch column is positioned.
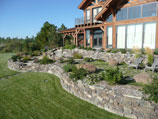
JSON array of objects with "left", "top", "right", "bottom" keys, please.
[
  {"left": 156, "top": 10, "right": 158, "bottom": 48},
  {"left": 84, "top": 29, "right": 86, "bottom": 47},
  {"left": 112, "top": 13, "right": 116, "bottom": 49},
  {"left": 90, "top": 29, "right": 93, "bottom": 48},
  {"left": 103, "top": 26, "right": 107, "bottom": 50}
]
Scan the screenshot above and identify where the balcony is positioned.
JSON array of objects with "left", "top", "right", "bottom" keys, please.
[{"left": 75, "top": 16, "right": 102, "bottom": 26}]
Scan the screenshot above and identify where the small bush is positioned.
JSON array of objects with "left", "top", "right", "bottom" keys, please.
[
  {"left": 154, "top": 48, "right": 158, "bottom": 55},
  {"left": 143, "top": 76, "right": 158, "bottom": 103},
  {"left": 102, "top": 67, "right": 123, "bottom": 85},
  {"left": 87, "top": 74, "right": 103, "bottom": 85},
  {"left": 132, "top": 47, "right": 141, "bottom": 55},
  {"left": 111, "top": 49, "right": 119, "bottom": 53},
  {"left": 119, "top": 62, "right": 126, "bottom": 65},
  {"left": 147, "top": 54, "right": 154, "bottom": 66},
  {"left": 11, "top": 55, "right": 21, "bottom": 62},
  {"left": 66, "top": 57, "right": 75, "bottom": 64},
  {"left": 135, "top": 54, "right": 142, "bottom": 58},
  {"left": 64, "top": 45, "right": 76, "bottom": 50},
  {"left": 22, "top": 55, "right": 31, "bottom": 63},
  {"left": 59, "top": 58, "right": 65, "bottom": 63},
  {"left": 73, "top": 52, "right": 83, "bottom": 59},
  {"left": 70, "top": 68, "right": 88, "bottom": 81},
  {"left": 63, "top": 64, "right": 77, "bottom": 72},
  {"left": 145, "top": 47, "right": 153, "bottom": 55},
  {"left": 84, "top": 57, "right": 94, "bottom": 62},
  {"left": 32, "top": 51, "right": 41, "bottom": 56},
  {"left": 119, "top": 49, "right": 126, "bottom": 54},
  {"left": 40, "top": 56, "right": 55, "bottom": 65}
]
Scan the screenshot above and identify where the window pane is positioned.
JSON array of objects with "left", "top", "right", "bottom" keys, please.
[
  {"left": 128, "top": 6, "right": 141, "bottom": 19},
  {"left": 127, "top": 24, "right": 143, "bottom": 49},
  {"left": 144, "top": 22, "right": 156, "bottom": 49},
  {"left": 107, "top": 14, "right": 112, "bottom": 22},
  {"left": 107, "top": 27, "right": 113, "bottom": 48},
  {"left": 86, "top": 30, "right": 90, "bottom": 46},
  {"left": 142, "top": 3, "right": 157, "bottom": 17},
  {"left": 116, "top": 8, "right": 128, "bottom": 21},
  {"left": 117, "top": 26, "right": 126, "bottom": 48}
]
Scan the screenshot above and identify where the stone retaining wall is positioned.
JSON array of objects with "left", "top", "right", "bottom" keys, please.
[
  {"left": 8, "top": 60, "right": 158, "bottom": 119},
  {"left": 47, "top": 48, "right": 137, "bottom": 63}
]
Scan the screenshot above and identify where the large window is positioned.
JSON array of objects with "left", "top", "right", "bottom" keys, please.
[
  {"left": 128, "top": 6, "right": 141, "bottom": 19},
  {"left": 116, "top": 22, "right": 157, "bottom": 49},
  {"left": 127, "top": 24, "right": 143, "bottom": 49},
  {"left": 116, "top": 2, "right": 157, "bottom": 21},
  {"left": 142, "top": 3, "right": 157, "bottom": 18},
  {"left": 86, "top": 30, "right": 90, "bottom": 46},
  {"left": 116, "top": 8, "right": 128, "bottom": 21},
  {"left": 106, "top": 14, "right": 113, "bottom": 22}
]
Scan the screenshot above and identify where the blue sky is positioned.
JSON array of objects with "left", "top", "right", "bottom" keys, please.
[{"left": 0, "top": 0, "right": 83, "bottom": 38}]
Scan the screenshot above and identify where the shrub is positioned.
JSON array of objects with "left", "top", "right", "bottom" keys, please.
[
  {"left": 11, "top": 55, "right": 21, "bottom": 62},
  {"left": 63, "top": 64, "right": 77, "bottom": 72},
  {"left": 147, "top": 54, "right": 154, "bottom": 66},
  {"left": 84, "top": 57, "right": 94, "bottom": 62},
  {"left": 32, "top": 51, "right": 41, "bottom": 56},
  {"left": 70, "top": 68, "right": 88, "bottom": 81},
  {"left": 143, "top": 76, "right": 158, "bottom": 103},
  {"left": 64, "top": 45, "right": 76, "bottom": 50},
  {"left": 119, "top": 49, "right": 126, "bottom": 54},
  {"left": 73, "top": 52, "right": 83, "bottom": 59},
  {"left": 40, "top": 56, "right": 55, "bottom": 65},
  {"left": 22, "top": 55, "right": 31, "bottom": 63},
  {"left": 132, "top": 47, "right": 141, "bottom": 54},
  {"left": 135, "top": 54, "right": 142, "bottom": 58},
  {"left": 154, "top": 48, "right": 158, "bottom": 55},
  {"left": 59, "top": 58, "right": 65, "bottom": 63},
  {"left": 66, "top": 57, "right": 75, "bottom": 64},
  {"left": 145, "top": 47, "right": 154, "bottom": 66},
  {"left": 102, "top": 67, "right": 123, "bottom": 85},
  {"left": 145, "top": 47, "right": 153, "bottom": 55},
  {"left": 111, "top": 49, "right": 119, "bottom": 53},
  {"left": 87, "top": 74, "right": 103, "bottom": 85}
]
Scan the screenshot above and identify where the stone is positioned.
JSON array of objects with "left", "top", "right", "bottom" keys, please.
[
  {"left": 78, "top": 64, "right": 97, "bottom": 73},
  {"left": 109, "top": 60, "right": 119, "bottom": 66},
  {"left": 133, "top": 73, "right": 152, "bottom": 84}
]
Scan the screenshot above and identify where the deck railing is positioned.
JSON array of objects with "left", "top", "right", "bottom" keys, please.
[{"left": 75, "top": 16, "right": 102, "bottom": 25}]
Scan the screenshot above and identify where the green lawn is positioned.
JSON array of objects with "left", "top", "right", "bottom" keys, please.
[
  {"left": 0, "top": 54, "right": 127, "bottom": 119},
  {"left": 0, "top": 53, "right": 18, "bottom": 79}
]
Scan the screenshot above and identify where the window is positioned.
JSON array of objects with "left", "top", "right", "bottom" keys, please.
[
  {"left": 93, "top": 7, "right": 102, "bottom": 23},
  {"left": 128, "top": 6, "right": 141, "bottom": 19},
  {"left": 86, "top": 30, "right": 90, "bottom": 46},
  {"left": 144, "top": 22, "right": 156, "bottom": 49},
  {"left": 86, "top": 9, "right": 90, "bottom": 23},
  {"left": 142, "top": 3, "right": 157, "bottom": 17},
  {"left": 127, "top": 24, "right": 143, "bottom": 49},
  {"left": 116, "top": 8, "right": 128, "bottom": 21},
  {"left": 116, "top": 22, "right": 156, "bottom": 49},
  {"left": 117, "top": 26, "right": 126, "bottom": 48},
  {"left": 107, "top": 26, "right": 113, "bottom": 48},
  {"left": 106, "top": 14, "right": 113, "bottom": 22}
]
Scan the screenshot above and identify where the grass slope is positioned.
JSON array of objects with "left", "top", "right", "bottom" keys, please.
[{"left": 0, "top": 54, "right": 127, "bottom": 119}]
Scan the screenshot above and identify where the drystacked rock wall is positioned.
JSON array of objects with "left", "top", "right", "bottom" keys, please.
[{"left": 8, "top": 60, "right": 158, "bottom": 119}]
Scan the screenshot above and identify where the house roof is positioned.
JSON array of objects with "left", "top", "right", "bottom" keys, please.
[
  {"left": 78, "top": 0, "right": 93, "bottom": 10},
  {"left": 95, "top": 0, "right": 128, "bottom": 21},
  {"left": 59, "top": 28, "right": 76, "bottom": 33}
]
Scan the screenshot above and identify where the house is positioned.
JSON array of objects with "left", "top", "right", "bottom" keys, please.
[{"left": 60, "top": 0, "right": 158, "bottom": 49}]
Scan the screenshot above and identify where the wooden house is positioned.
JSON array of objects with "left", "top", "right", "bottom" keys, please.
[{"left": 60, "top": 0, "right": 158, "bottom": 49}]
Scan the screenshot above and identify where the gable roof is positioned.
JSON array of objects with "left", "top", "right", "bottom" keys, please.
[
  {"left": 95, "top": 0, "right": 128, "bottom": 21},
  {"left": 78, "top": 0, "right": 93, "bottom": 10}
]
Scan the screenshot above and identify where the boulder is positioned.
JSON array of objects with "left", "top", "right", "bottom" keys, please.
[
  {"left": 133, "top": 73, "right": 152, "bottom": 84},
  {"left": 78, "top": 64, "right": 97, "bottom": 73},
  {"left": 109, "top": 60, "right": 119, "bottom": 66}
]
